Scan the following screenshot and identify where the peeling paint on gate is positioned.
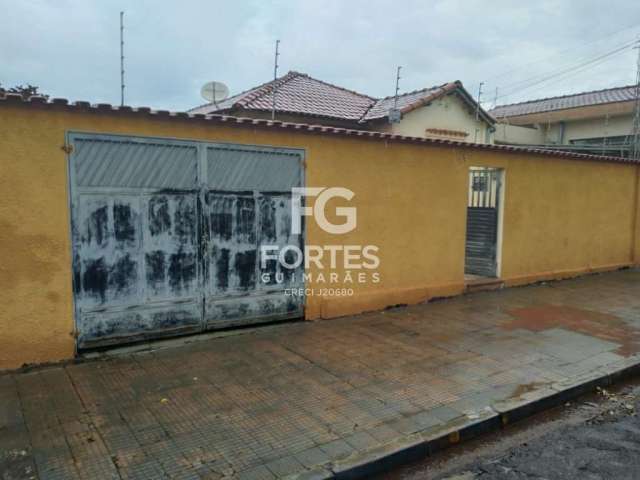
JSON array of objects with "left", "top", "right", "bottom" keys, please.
[
  {"left": 68, "top": 133, "right": 304, "bottom": 349},
  {"left": 143, "top": 193, "right": 199, "bottom": 299},
  {"left": 201, "top": 144, "right": 305, "bottom": 330},
  {"left": 204, "top": 192, "right": 304, "bottom": 328}
]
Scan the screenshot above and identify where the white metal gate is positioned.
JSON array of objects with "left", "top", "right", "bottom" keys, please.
[{"left": 68, "top": 133, "right": 304, "bottom": 349}]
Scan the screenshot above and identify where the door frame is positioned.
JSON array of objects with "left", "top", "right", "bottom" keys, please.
[
  {"left": 464, "top": 166, "right": 505, "bottom": 278},
  {"left": 495, "top": 169, "right": 505, "bottom": 278}
]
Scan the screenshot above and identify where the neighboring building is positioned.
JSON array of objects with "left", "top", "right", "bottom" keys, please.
[
  {"left": 190, "top": 71, "right": 496, "bottom": 144},
  {"left": 490, "top": 85, "right": 638, "bottom": 157}
]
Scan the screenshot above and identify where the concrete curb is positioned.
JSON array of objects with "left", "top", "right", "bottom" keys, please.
[{"left": 288, "top": 353, "right": 640, "bottom": 480}]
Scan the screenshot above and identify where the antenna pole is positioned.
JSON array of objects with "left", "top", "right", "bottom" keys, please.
[
  {"left": 631, "top": 39, "right": 640, "bottom": 160},
  {"left": 272, "top": 39, "right": 280, "bottom": 121},
  {"left": 475, "top": 82, "right": 484, "bottom": 121},
  {"left": 120, "top": 11, "right": 125, "bottom": 106},
  {"left": 393, "top": 66, "right": 402, "bottom": 109},
  {"left": 474, "top": 82, "right": 485, "bottom": 143}
]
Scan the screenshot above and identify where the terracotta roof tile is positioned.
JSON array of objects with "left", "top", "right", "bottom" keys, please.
[
  {"left": 363, "top": 82, "right": 457, "bottom": 120},
  {"left": 190, "top": 71, "right": 375, "bottom": 121},
  {"left": 490, "top": 85, "right": 638, "bottom": 118},
  {"left": 190, "top": 72, "right": 494, "bottom": 125}
]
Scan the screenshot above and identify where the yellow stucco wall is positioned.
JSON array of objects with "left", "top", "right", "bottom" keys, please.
[
  {"left": 0, "top": 104, "right": 638, "bottom": 370},
  {"left": 0, "top": 107, "right": 75, "bottom": 369},
  {"left": 464, "top": 151, "right": 638, "bottom": 284}
]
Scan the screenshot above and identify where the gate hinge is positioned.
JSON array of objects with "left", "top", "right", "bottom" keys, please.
[{"left": 61, "top": 144, "right": 74, "bottom": 154}]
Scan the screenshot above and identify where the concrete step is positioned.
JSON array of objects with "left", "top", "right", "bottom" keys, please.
[{"left": 465, "top": 276, "right": 504, "bottom": 293}]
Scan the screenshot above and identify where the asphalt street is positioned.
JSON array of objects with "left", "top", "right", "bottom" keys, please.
[{"left": 388, "top": 381, "right": 640, "bottom": 480}]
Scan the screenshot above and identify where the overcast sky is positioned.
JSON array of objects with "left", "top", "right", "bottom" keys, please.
[{"left": 2, "top": 0, "right": 640, "bottom": 112}]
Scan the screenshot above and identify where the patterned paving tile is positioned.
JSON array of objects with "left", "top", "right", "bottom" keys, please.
[{"left": 1, "top": 270, "right": 639, "bottom": 478}]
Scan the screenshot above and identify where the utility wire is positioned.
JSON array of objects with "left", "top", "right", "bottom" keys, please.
[
  {"left": 479, "top": 22, "right": 640, "bottom": 86},
  {"left": 496, "top": 39, "right": 637, "bottom": 94},
  {"left": 493, "top": 41, "right": 635, "bottom": 102},
  {"left": 496, "top": 48, "right": 631, "bottom": 102}
]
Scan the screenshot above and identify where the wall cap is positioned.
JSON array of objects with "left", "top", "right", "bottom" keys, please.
[{"left": 0, "top": 93, "right": 636, "bottom": 165}]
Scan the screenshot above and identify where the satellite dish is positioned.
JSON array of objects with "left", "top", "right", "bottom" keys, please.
[{"left": 201, "top": 81, "right": 229, "bottom": 104}]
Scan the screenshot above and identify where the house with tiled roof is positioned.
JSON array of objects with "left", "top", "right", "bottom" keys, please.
[
  {"left": 191, "top": 71, "right": 496, "bottom": 144},
  {"left": 490, "top": 85, "right": 638, "bottom": 157}
]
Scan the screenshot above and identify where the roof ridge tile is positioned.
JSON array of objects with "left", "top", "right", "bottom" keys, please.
[
  {"left": 493, "top": 84, "right": 637, "bottom": 110},
  {"left": 376, "top": 81, "right": 454, "bottom": 101}
]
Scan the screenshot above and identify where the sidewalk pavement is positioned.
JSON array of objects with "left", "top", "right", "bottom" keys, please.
[{"left": 2, "top": 270, "right": 640, "bottom": 480}]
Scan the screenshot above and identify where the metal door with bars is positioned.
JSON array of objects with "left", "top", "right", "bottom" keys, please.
[
  {"left": 68, "top": 133, "right": 304, "bottom": 349},
  {"left": 464, "top": 168, "right": 502, "bottom": 277}
]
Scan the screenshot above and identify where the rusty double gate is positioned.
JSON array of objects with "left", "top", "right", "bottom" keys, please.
[{"left": 68, "top": 133, "right": 305, "bottom": 349}]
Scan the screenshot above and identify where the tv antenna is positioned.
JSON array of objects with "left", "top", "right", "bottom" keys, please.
[
  {"left": 631, "top": 39, "right": 640, "bottom": 160},
  {"left": 475, "top": 82, "right": 484, "bottom": 121},
  {"left": 394, "top": 66, "right": 402, "bottom": 109},
  {"left": 272, "top": 39, "right": 280, "bottom": 120},
  {"left": 120, "top": 11, "right": 125, "bottom": 106},
  {"left": 389, "top": 66, "right": 402, "bottom": 124}
]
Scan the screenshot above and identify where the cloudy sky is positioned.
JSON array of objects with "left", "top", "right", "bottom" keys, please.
[{"left": 2, "top": 0, "right": 640, "bottom": 111}]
